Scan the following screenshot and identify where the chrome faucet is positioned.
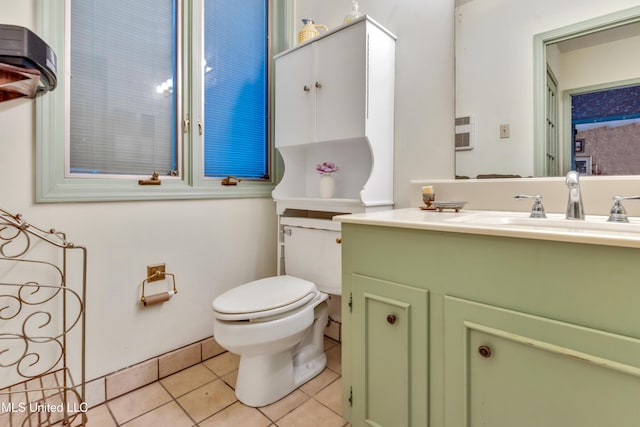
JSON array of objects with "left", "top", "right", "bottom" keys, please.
[
  {"left": 565, "top": 170, "right": 585, "bottom": 220},
  {"left": 607, "top": 195, "right": 640, "bottom": 222},
  {"left": 514, "top": 194, "right": 546, "bottom": 218}
]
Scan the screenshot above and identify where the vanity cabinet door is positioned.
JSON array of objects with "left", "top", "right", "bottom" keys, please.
[
  {"left": 444, "top": 296, "right": 640, "bottom": 427},
  {"left": 350, "top": 274, "right": 429, "bottom": 427}
]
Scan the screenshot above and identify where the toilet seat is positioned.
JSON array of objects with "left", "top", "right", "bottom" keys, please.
[{"left": 212, "top": 275, "right": 319, "bottom": 322}]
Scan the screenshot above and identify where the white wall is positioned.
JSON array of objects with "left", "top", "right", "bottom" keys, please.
[
  {"left": 455, "top": 0, "right": 640, "bottom": 178},
  {"left": 0, "top": 1, "right": 277, "bottom": 380},
  {"left": 559, "top": 33, "right": 640, "bottom": 91},
  {"left": 295, "top": 0, "right": 456, "bottom": 207}
]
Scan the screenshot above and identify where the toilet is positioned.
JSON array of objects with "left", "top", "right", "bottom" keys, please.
[{"left": 212, "top": 217, "right": 341, "bottom": 407}]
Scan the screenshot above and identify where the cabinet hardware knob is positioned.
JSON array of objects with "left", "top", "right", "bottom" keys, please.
[
  {"left": 303, "top": 85, "right": 311, "bottom": 92},
  {"left": 478, "top": 345, "right": 492, "bottom": 358},
  {"left": 315, "top": 81, "right": 322, "bottom": 89},
  {"left": 336, "top": 237, "right": 342, "bottom": 244},
  {"left": 387, "top": 314, "right": 397, "bottom": 325}
]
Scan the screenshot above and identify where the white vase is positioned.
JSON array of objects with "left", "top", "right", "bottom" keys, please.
[{"left": 319, "top": 174, "right": 336, "bottom": 198}]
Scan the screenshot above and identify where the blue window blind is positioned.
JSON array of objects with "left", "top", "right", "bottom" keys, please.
[{"left": 203, "top": 0, "right": 268, "bottom": 179}]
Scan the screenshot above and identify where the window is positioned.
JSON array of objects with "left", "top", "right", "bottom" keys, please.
[
  {"left": 69, "top": 0, "right": 178, "bottom": 177},
  {"left": 36, "top": 0, "right": 285, "bottom": 202},
  {"left": 203, "top": 1, "right": 268, "bottom": 179}
]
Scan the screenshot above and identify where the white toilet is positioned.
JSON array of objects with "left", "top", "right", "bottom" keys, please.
[{"left": 212, "top": 217, "right": 341, "bottom": 407}]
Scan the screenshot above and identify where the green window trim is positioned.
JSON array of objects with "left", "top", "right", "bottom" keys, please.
[{"left": 35, "top": 0, "right": 292, "bottom": 203}]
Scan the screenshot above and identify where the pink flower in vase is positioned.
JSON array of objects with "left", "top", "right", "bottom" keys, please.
[{"left": 316, "top": 162, "right": 339, "bottom": 175}]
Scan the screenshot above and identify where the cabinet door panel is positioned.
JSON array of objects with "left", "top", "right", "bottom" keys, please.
[
  {"left": 314, "top": 24, "right": 366, "bottom": 142},
  {"left": 275, "top": 45, "right": 315, "bottom": 147},
  {"left": 445, "top": 296, "right": 640, "bottom": 427},
  {"left": 352, "top": 274, "right": 429, "bottom": 427}
]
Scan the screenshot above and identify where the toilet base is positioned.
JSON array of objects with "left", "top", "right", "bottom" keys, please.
[
  {"left": 234, "top": 301, "right": 329, "bottom": 407},
  {"left": 293, "top": 352, "right": 327, "bottom": 388},
  {"left": 235, "top": 351, "right": 327, "bottom": 407}
]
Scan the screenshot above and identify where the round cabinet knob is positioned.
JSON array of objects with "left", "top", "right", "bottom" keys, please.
[
  {"left": 303, "top": 85, "right": 311, "bottom": 92},
  {"left": 478, "top": 345, "right": 492, "bottom": 358},
  {"left": 387, "top": 314, "right": 397, "bottom": 325},
  {"left": 336, "top": 237, "right": 342, "bottom": 244},
  {"left": 315, "top": 81, "right": 322, "bottom": 88}
]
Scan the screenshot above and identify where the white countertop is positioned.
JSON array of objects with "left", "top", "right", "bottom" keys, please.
[{"left": 334, "top": 208, "right": 640, "bottom": 249}]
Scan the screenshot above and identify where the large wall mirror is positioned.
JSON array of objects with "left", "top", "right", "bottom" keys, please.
[{"left": 455, "top": 0, "right": 640, "bottom": 179}]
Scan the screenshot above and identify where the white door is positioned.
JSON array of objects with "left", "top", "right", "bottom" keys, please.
[{"left": 545, "top": 70, "right": 560, "bottom": 176}]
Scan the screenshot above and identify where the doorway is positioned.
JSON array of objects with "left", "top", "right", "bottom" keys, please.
[{"left": 570, "top": 84, "right": 640, "bottom": 175}]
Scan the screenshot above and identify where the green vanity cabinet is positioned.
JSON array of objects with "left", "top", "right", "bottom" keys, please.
[
  {"left": 349, "top": 274, "right": 429, "bottom": 427},
  {"left": 445, "top": 296, "right": 640, "bottom": 427},
  {"left": 340, "top": 221, "right": 640, "bottom": 427}
]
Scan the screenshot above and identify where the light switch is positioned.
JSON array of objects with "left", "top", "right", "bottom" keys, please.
[{"left": 500, "top": 124, "right": 510, "bottom": 139}]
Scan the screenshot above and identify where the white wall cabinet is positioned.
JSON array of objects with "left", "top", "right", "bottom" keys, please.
[
  {"left": 274, "top": 43, "right": 315, "bottom": 146},
  {"left": 272, "top": 16, "right": 396, "bottom": 215},
  {"left": 275, "top": 23, "right": 366, "bottom": 147}
]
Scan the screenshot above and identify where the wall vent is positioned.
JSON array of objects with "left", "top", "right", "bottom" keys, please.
[{"left": 455, "top": 115, "right": 474, "bottom": 151}]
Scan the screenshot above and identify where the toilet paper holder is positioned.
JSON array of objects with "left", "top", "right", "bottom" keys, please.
[{"left": 141, "top": 270, "right": 178, "bottom": 306}]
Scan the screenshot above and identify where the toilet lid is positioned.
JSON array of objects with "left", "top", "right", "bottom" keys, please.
[{"left": 212, "top": 275, "right": 318, "bottom": 321}]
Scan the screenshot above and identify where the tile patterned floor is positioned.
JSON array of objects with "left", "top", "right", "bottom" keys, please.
[{"left": 81, "top": 338, "right": 347, "bottom": 427}]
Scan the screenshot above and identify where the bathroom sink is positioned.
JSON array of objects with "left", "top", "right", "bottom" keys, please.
[
  {"left": 445, "top": 210, "right": 640, "bottom": 236},
  {"left": 336, "top": 208, "right": 640, "bottom": 248}
]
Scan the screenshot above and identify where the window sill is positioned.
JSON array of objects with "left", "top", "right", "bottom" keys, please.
[{"left": 35, "top": 176, "right": 275, "bottom": 203}]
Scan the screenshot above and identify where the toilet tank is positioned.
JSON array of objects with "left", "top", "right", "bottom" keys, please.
[{"left": 282, "top": 217, "right": 341, "bottom": 295}]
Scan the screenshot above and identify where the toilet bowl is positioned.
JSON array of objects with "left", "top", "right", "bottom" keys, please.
[
  {"left": 212, "top": 275, "right": 329, "bottom": 407},
  {"left": 211, "top": 217, "right": 341, "bottom": 407}
]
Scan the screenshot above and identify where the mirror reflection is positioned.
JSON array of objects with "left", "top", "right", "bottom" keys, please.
[{"left": 455, "top": 1, "right": 640, "bottom": 179}]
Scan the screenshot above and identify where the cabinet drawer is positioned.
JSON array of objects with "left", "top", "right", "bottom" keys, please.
[{"left": 444, "top": 296, "right": 640, "bottom": 427}]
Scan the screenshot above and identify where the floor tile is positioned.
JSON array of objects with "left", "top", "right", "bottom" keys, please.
[
  {"left": 121, "top": 401, "right": 193, "bottom": 427},
  {"left": 300, "top": 368, "right": 339, "bottom": 397},
  {"left": 220, "top": 370, "right": 238, "bottom": 390},
  {"left": 160, "top": 363, "right": 217, "bottom": 398},
  {"left": 177, "top": 378, "right": 237, "bottom": 422},
  {"left": 324, "top": 337, "right": 339, "bottom": 351},
  {"left": 86, "top": 337, "right": 343, "bottom": 427},
  {"left": 199, "top": 401, "right": 271, "bottom": 427},
  {"left": 203, "top": 352, "right": 240, "bottom": 377},
  {"left": 276, "top": 398, "right": 346, "bottom": 427},
  {"left": 315, "top": 378, "right": 343, "bottom": 416},
  {"left": 325, "top": 345, "right": 342, "bottom": 374},
  {"left": 72, "top": 403, "right": 116, "bottom": 427},
  {"left": 107, "top": 382, "right": 172, "bottom": 425},
  {"left": 1, "top": 411, "right": 28, "bottom": 427},
  {"left": 258, "top": 389, "right": 309, "bottom": 422}
]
